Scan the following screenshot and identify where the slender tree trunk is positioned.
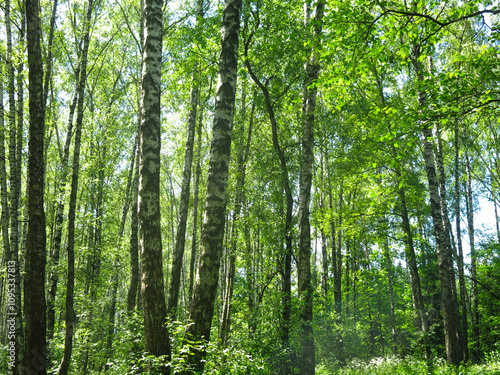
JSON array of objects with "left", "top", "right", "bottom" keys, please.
[
  {"left": 59, "top": 1, "right": 93, "bottom": 373},
  {"left": 220, "top": 82, "right": 253, "bottom": 346},
  {"left": 330, "top": 180, "right": 343, "bottom": 317},
  {"left": 47, "top": 64, "right": 80, "bottom": 341},
  {"left": 9, "top": 13, "right": 26, "bottom": 375},
  {"left": 167, "top": 0, "right": 204, "bottom": 318},
  {"left": 188, "top": 98, "right": 205, "bottom": 307},
  {"left": 411, "top": 44, "right": 461, "bottom": 365},
  {"left": 244, "top": 36, "right": 294, "bottom": 375},
  {"left": 465, "top": 152, "right": 480, "bottom": 361},
  {"left": 375, "top": 67, "right": 431, "bottom": 358},
  {"left": 298, "top": 2, "right": 324, "bottom": 373},
  {"left": 454, "top": 120, "right": 469, "bottom": 363},
  {"left": 0, "top": 51, "right": 13, "bottom": 369},
  {"left": 43, "top": 0, "right": 59, "bottom": 107},
  {"left": 25, "top": 0, "right": 47, "bottom": 371},
  {"left": 184, "top": 0, "right": 241, "bottom": 371},
  {"left": 108, "top": 123, "right": 138, "bottom": 356},
  {"left": 382, "top": 219, "right": 397, "bottom": 353},
  {"left": 127, "top": 0, "right": 144, "bottom": 314},
  {"left": 138, "top": 0, "right": 170, "bottom": 371},
  {"left": 434, "top": 122, "right": 467, "bottom": 362},
  {"left": 245, "top": 204, "right": 256, "bottom": 336},
  {"left": 396, "top": 172, "right": 430, "bottom": 354},
  {"left": 345, "top": 239, "right": 351, "bottom": 318},
  {"left": 127, "top": 151, "right": 140, "bottom": 312},
  {"left": 319, "top": 154, "right": 328, "bottom": 297}
]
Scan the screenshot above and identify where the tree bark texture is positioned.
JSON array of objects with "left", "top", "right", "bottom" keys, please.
[
  {"left": 138, "top": 0, "right": 170, "bottom": 371},
  {"left": 25, "top": 0, "right": 48, "bottom": 372},
  {"left": 185, "top": 0, "right": 241, "bottom": 371}
]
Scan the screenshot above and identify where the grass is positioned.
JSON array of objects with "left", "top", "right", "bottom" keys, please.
[{"left": 316, "top": 352, "right": 500, "bottom": 375}]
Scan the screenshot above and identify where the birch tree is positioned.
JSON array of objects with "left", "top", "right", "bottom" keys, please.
[
  {"left": 138, "top": 0, "right": 170, "bottom": 371},
  {"left": 184, "top": 0, "right": 242, "bottom": 371}
]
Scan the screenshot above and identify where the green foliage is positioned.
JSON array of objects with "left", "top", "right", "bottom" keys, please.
[{"left": 316, "top": 353, "right": 500, "bottom": 375}]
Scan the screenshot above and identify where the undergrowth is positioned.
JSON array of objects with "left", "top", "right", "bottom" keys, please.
[{"left": 316, "top": 352, "right": 500, "bottom": 375}]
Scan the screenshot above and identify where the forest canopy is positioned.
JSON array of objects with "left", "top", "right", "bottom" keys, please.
[{"left": 1, "top": 0, "right": 500, "bottom": 374}]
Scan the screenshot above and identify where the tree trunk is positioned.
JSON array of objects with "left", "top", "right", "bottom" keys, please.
[
  {"left": 319, "top": 154, "right": 328, "bottom": 298},
  {"left": 411, "top": 44, "right": 461, "bottom": 365},
  {"left": 184, "top": 0, "right": 241, "bottom": 371},
  {"left": 454, "top": 120, "right": 469, "bottom": 363},
  {"left": 465, "top": 152, "right": 480, "bottom": 361},
  {"left": 220, "top": 81, "right": 253, "bottom": 346},
  {"left": 47, "top": 64, "right": 80, "bottom": 341},
  {"left": 330, "top": 180, "right": 343, "bottom": 317},
  {"left": 127, "top": 130, "right": 141, "bottom": 312},
  {"left": 188, "top": 96, "right": 205, "bottom": 307},
  {"left": 434, "top": 122, "right": 467, "bottom": 362},
  {"left": 0, "top": 49, "right": 13, "bottom": 371},
  {"left": 244, "top": 34, "right": 294, "bottom": 375},
  {"left": 59, "top": 0, "right": 93, "bottom": 373},
  {"left": 25, "top": 0, "right": 48, "bottom": 371},
  {"left": 298, "top": 1, "right": 324, "bottom": 373},
  {"left": 138, "top": 0, "right": 170, "bottom": 371},
  {"left": 11, "top": 12, "right": 26, "bottom": 375},
  {"left": 382, "top": 219, "right": 397, "bottom": 353},
  {"left": 167, "top": 0, "right": 204, "bottom": 318}
]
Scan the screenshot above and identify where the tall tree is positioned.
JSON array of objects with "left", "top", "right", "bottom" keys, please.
[
  {"left": 298, "top": 1, "right": 324, "bottom": 373},
  {"left": 25, "top": 0, "right": 48, "bottom": 372},
  {"left": 184, "top": 0, "right": 242, "bottom": 371},
  {"left": 411, "top": 42, "right": 461, "bottom": 365},
  {"left": 138, "top": 0, "right": 170, "bottom": 371}
]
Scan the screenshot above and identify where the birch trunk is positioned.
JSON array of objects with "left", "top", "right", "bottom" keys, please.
[
  {"left": 411, "top": 44, "right": 461, "bottom": 365},
  {"left": 138, "top": 0, "right": 170, "bottom": 370},
  {"left": 184, "top": 0, "right": 241, "bottom": 371}
]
